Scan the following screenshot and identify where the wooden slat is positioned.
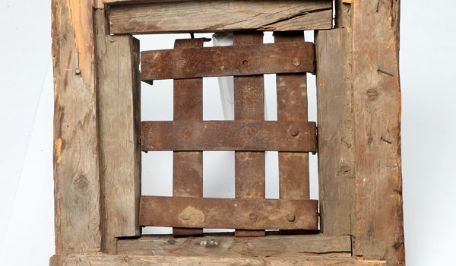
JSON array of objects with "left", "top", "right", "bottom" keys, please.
[
  {"left": 139, "top": 196, "right": 318, "bottom": 230},
  {"left": 233, "top": 32, "right": 265, "bottom": 237},
  {"left": 107, "top": 0, "right": 333, "bottom": 34},
  {"left": 117, "top": 234, "right": 352, "bottom": 257},
  {"left": 351, "top": 0, "right": 405, "bottom": 264},
  {"left": 315, "top": 2, "right": 354, "bottom": 237},
  {"left": 95, "top": 10, "right": 141, "bottom": 253},
  {"left": 275, "top": 32, "right": 310, "bottom": 203},
  {"left": 172, "top": 38, "right": 205, "bottom": 236},
  {"left": 141, "top": 42, "right": 315, "bottom": 81},
  {"left": 141, "top": 121, "right": 317, "bottom": 152},
  {"left": 52, "top": 254, "right": 386, "bottom": 266},
  {"left": 52, "top": 0, "right": 101, "bottom": 253}
]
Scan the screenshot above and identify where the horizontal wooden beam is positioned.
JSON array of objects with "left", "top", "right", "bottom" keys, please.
[
  {"left": 141, "top": 121, "right": 317, "bottom": 152},
  {"left": 117, "top": 234, "right": 352, "bottom": 257},
  {"left": 139, "top": 196, "right": 318, "bottom": 230},
  {"left": 141, "top": 42, "right": 315, "bottom": 81},
  {"left": 107, "top": 0, "right": 333, "bottom": 34},
  {"left": 52, "top": 254, "right": 386, "bottom": 265}
]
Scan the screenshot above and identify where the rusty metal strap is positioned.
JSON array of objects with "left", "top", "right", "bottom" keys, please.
[
  {"left": 141, "top": 121, "right": 317, "bottom": 152},
  {"left": 141, "top": 42, "right": 315, "bottom": 81},
  {"left": 139, "top": 196, "right": 318, "bottom": 230}
]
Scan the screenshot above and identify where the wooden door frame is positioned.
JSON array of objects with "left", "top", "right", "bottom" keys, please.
[{"left": 50, "top": 0, "right": 404, "bottom": 265}]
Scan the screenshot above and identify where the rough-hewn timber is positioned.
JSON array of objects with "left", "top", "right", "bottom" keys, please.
[
  {"left": 107, "top": 0, "right": 333, "bottom": 34},
  {"left": 95, "top": 10, "right": 141, "bottom": 253},
  {"left": 52, "top": 0, "right": 101, "bottom": 254}
]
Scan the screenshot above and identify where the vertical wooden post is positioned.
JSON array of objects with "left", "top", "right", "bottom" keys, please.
[
  {"left": 52, "top": 0, "right": 101, "bottom": 254},
  {"left": 233, "top": 32, "right": 266, "bottom": 237},
  {"left": 172, "top": 38, "right": 206, "bottom": 236},
  {"left": 95, "top": 9, "right": 141, "bottom": 253},
  {"left": 316, "top": 0, "right": 404, "bottom": 264},
  {"left": 316, "top": 1, "right": 354, "bottom": 237}
]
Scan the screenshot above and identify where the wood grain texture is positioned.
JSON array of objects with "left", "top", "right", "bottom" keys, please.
[
  {"left": 351, "top": 0, "right": 404, "bottom": 264},
  {"left": 107, "top": 0, "right": 333, "bottom": 34},
  {"left": 233, "top": 32, "right": 265, "bottom": 237},
  {"left": 139, "top": 196, "right": 318, "bottom": 230},
  {"left": 95, "top": 10, "right": 141, "bottom": 253},
  {"left": 275, "top": 32, "right": 311, "bottom": 203},
  {"left": 172, "top": 38, "right": 205, "bottom": 236},
  {"left": 141, "top": 121, "right": 317, "bottom": 152},
  {"left": 316, "top": 1, "right": 404, "bottom": 264},
  {"left": 141, "top": 42, "right": 315, "bottom": 81},
  {"left": 51, "top": 254, "right": 386, "bottom": 266},
  {"left": 52, "top": 0, "right": 101, "bottom": 254},
  {"left": 315, "top": 2, "right": 354, "bottom": 237},
  {"left": 117, "top": 234, "right": 352, "bottom": 257}
]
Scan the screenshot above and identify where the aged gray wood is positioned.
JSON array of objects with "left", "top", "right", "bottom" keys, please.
[
  {"left": 350, "top": 0, "right": 404, "bottom": 264},
  {"left": 107, "top": 0, "right": 333, "bottom": 34},
  {"left": 52, "top": 0, "right": 101, "bottom": 253},
  {"left": 316, "top": 1, "right": 405, "bottom": 264},
  {"left": 117, "top": 234, "right": 352, "bottom": 257},
  {"left": 141, "top": 121, "right": 317, "bottom": 152},
  {"left": 95, "top": 10, "right": 141, "bottom": 253},
  {"left": 51, "top": 254, "right": 386, "bottom": 266},
  {"left": 315, "top": 2, "right": 354, "bottom": 237},
  {"left": 139, "top": 196, "right": 318, "bottom": 230}
]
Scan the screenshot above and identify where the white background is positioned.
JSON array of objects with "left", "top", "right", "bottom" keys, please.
[{"left": 0, "top": 1, "right": 455, "bottom": 265}]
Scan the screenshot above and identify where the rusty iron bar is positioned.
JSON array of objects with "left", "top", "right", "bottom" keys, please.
[{"left": 139, "top": 196, "right": 319, "bottom": 230}]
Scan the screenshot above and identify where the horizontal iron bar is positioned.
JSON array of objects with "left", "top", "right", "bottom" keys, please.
[
  {"left": 141, "top": 121, "right": 317, "bottom": 152},
  {"left": 139, "top": 196, "right": 318, "bottom": 230},
  {"left": 141, "top": 42, "right": 315, "bottom": 81}
]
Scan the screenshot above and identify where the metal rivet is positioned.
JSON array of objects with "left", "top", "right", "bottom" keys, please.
[
  {"left": 293, "top": 58, "right": 301, "bottom": 66},
  {"left": 287, "top": 213, "right": 296, "bottom": 222},
  {"left": 290, "top": 128, "right": 300, "bottom": 137},
  {"left": 75, "top": 68, "right": 81, "bottom": 75}
]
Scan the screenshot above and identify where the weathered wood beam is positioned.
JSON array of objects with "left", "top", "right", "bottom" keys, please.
[
  {"left": 141, "top": 121, "right": 317, "bottom": 152},
  {"left": 316, "top": 1, "right": 404, "bottom": 265},
  {"left": 141, "top": 42, "right": 315, "bottom": 81},
  {"left": 51, "top": 254, "right": 386, "bottom": 266},
  {"left": 117, "top": 234, "right": 352, "bottom": 257},
  {"left": 351, "top": 0, "right": 404, "bottom": 264},
  {"left": 139, "top": 196, "right": 318, "bottom": 230},
  {"left": 52, "top": 0, "right": 101, "bottom": 254},
  {"left": 94, "top": 10, "right": 141, "bottom": 253},
  {"left": 315, "top": 1, "right": 354, "bottom": 237},
  {"left": 107, "top": 0, "right": 333, "bottom": 34}
]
